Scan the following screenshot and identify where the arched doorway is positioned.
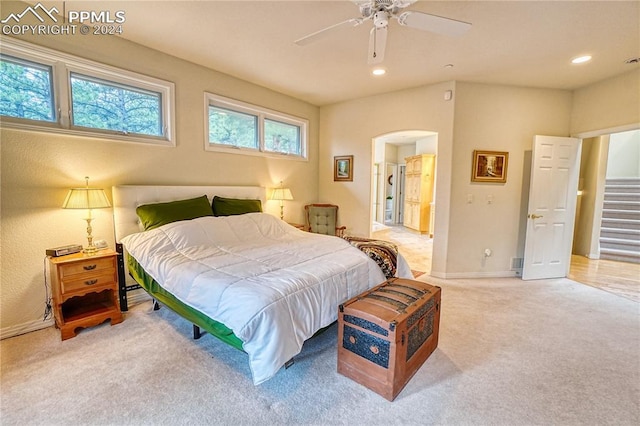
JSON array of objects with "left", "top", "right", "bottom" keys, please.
[{"left": 371, "top": 130, "right": 437, "bottom": 275}]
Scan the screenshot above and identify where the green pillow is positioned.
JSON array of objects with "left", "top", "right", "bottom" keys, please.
[
  {"left": 136, "top": 195, "right": 213, "bottom": 230},
  {"left": 212, "top": 196, "right": 262, "bottom": 216}
]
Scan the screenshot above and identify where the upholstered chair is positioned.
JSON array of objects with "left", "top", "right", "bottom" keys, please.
[{"left": 304, "top": 204, "right": 346, "bottom": 237}]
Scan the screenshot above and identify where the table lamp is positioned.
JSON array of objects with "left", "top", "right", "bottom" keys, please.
[
  {"left": 62, "top": 177, "right": 111, "bottom": 255},
  {"left": 269, "top": 182, "right": 293, "bottom": 220}
]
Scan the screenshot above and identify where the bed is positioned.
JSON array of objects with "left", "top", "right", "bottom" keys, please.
[{"left": 113, "top": 185, "right": 412, "bottom": 385}]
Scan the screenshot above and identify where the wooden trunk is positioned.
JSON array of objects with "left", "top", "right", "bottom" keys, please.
[{"left": 337, "top": 278, "right": 441, "bottom": 401}]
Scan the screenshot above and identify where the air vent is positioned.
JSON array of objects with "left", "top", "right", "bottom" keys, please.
[
  {"left": 510, "top": 257, "right": 524, "bottom": 270},
  {"left": 624, "top": 57, "right": 640, "bottom": 64}
]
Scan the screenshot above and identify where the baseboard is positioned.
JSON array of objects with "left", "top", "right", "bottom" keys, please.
[
  {"left": 1, "top": 318, "right": 54, "bottom": 340},
  {"left": 430, "top": 270, "right": 518, "bottom": 279},
  {"left": 1, "top": 290, "right": 150, "bottom": 340}
]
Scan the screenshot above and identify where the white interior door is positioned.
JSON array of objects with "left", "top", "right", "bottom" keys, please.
[{"left": 522, "top": 135, "right": 582, "bottom": 280}]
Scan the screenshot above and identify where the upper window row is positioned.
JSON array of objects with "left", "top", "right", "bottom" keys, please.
[
  {"left": 205, "top": 93, "right": 308, "bottom": 159},
  {"left": 1, "top": 38, "right": 308, "bottom": 159},
  {"left": 0, "top": 37, "right": 175, "bottom": 145}
]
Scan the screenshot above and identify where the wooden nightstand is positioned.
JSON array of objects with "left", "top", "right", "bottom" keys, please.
[
  {"left": 48, "top": 249, "right": 123, "bottom": 340},
  {"left": 288, "top": 222, "right": 306, "bottom": 230}
]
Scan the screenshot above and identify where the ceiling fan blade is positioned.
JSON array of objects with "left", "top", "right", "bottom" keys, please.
[
  {"left": 368, "top": 26, "right": 387, "bottom": 65},
  {"left": 295, "top": 18, "right": 363, "bottom": 46},
  {"left": 397, "top": 11, "right": 471, "bottom": 37}
]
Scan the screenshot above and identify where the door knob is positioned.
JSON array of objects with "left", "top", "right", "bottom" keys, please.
[{"left": 527, "top": 214, "right": 544, "bottom": 219}]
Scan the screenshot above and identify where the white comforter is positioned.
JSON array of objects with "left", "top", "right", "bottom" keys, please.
[{"left": 121, "top": 212, "right": 409, "bottom": 384}]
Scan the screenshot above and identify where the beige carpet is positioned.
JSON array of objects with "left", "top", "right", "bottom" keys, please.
[
  {"left": 372, "top": 225, "right": 433, "bottom": 275},
  {"left": 1, "top": 275, "right": 638, "bottom": 425}
]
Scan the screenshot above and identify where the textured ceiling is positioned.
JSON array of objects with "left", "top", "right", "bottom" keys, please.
[{"left": 42, "top": 1, "right": 640, "bottom": 106}]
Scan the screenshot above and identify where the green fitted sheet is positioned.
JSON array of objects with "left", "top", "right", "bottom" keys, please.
[{"left": 127, "top": 253, "right": 245, "bottom": 351}]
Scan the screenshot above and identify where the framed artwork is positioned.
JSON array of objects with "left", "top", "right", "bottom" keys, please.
[
  {"left": 334, "top": 155, "right": 353, "bottom": 182},
  {"left": 471, "top": 150, "right": 509, "bottom": 183}
]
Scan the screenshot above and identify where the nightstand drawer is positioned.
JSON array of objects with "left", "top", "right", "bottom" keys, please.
[
  {"left": 61, "top": 272, "right": 116, "bottom": 294},
  {"left": 59, "top": 257, "right": 115, "bottom": 278}
]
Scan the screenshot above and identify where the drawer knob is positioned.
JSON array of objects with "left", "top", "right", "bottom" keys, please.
[
  {"left": 83, "top": 264, "right": 97, "bottom": 271},
  {"left": 370, "top": 345, "right": 379, "bottom": 355},
  {"left": 349, "top": 336, "right": 356, "bottom": 344},
  {"left": 84, "top": 279, "right": 98, "bottom": 286}
]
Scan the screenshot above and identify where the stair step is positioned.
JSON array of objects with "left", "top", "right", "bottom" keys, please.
[
  {"left": 604, "top": 192, "right": 640, "bottom": 202},
  {"left": 601, "top": 209, "right": 640, "bottom": 221},
  {"left": 600, "top": 247, "right": 640, "bottom": 264},
  {"left": 601, "top": 218, "right": 640, "bottom": 230},
  {"left": 600, "top": 229, "right": 640, "bottom": 239},
  {"left": 600, "top": 237, "right": 640, "bottom": 251},
  {"left": 605, "top": 184, "right": 640, "bottom": 194},
  {"left": 600, "top": 227, "right": 640, "bottom": 240},
  {"left": 601, "top": 179, "right": 640, "bottom": 264},
  {"left": 602, "top": 200, "right": 640, "bottom": 211},
  {"left": 606, "top": 178, "right": 640, "bottom": 186}
]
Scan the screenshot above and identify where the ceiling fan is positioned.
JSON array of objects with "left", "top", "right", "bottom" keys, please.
[{"left": 295, "top": 0, "right": 471, "bottom": 65}]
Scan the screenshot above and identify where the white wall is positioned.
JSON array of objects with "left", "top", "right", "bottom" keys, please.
[
  {"left": 320, "top": 81, "right": 578, "bottom": 278},
  {"left": 0, "top": 28, "right": 319, "bottom": 336},
  {"left": 447, "top": 82, "right": 573, "bottom": 277},
  {"left": 607, "top": 130, "right": 640, "bottom": 178},
  {"left": 571, "top": 70, "right": 640, "bottom": 136},
  {"left": 319, "top": 81, "right": 457, "bottom": 276},
  {"left": 416, "top": 135, "right": 438, "bottom": 154},
  {"left": 320, "top": 72, "right": 639, "bottom": 278},
  {"left": 397, "top": 144, "right": 416, "bottom": 163}
]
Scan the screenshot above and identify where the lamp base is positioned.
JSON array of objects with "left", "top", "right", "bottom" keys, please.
[{"left": 83, "top": 245, "right": 98, "bottom": 256}]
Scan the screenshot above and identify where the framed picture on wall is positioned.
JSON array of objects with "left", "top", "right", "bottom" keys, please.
[
  {"left": 334, "top": 155, "right": 353, "bottom": 181},
  {"left": 471, "top": 150, "right": 509, "bottom": 183}
]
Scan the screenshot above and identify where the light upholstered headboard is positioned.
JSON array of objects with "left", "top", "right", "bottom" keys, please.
[{"left": 112, "top": 185, "right": 267, "bottom": 242}]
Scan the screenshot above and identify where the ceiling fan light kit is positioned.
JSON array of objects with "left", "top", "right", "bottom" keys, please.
[{"left": 295, "top": 0, "right": 471, "bottom": 65}]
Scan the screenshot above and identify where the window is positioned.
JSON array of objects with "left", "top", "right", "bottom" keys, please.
[
  {"left": 70, "top": 73, "right": 163, "bottom": 137},
  {"left": 0, "top": 55, "right": 55, "bottom": 122},
  {"left": 0, "top": 37, "right": 175, "bottom": 146},
  {"left": 208, "top": 105, "right": 258, "bottom": 149},
  {"left": 264, "top": 118, "right": 301, "bottom": 155},
  {"left": 205, "top": 93, "right": 307, "bottom": 159}
]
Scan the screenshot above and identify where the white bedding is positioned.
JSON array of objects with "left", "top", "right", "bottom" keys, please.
[{"left": 121, "top": 212, "right": 410, "bottom": 384}]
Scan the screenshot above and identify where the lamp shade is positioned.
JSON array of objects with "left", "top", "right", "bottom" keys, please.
[
  {"left": 269, "top": 187, "right": 293, "bottom": 201},
  {"left": 62, "top": 188, "right": 111, "bottom": 209}
]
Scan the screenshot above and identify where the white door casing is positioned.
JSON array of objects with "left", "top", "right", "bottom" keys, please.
[{"left": 522, "top": 135, "right": 582, "bottom": 280}]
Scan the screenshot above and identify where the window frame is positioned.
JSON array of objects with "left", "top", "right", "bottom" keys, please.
[
  {"left": 204, "top": 92, "right": 308, "bottom": 160},
  {"left": 0, "top": 36, "right": 175, "bottom": 146}
]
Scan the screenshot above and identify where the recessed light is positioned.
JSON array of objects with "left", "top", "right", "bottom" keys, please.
[
  {"left": 571, "top": 55, "right": 592, "bottom": 64},
  {"left": 372, "top": 68, "right": 386, "bottom": 76}
]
